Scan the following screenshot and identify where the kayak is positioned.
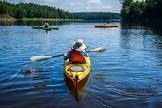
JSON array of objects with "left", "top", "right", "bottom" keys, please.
[
  {"left": 95, "top": 24, "right": 118, "bottom": 28},
  {"left": 65, "top": 72, "right": 90, "bottom": 101},
  {"left": 32, "top": 26, "right": 59, "bottom": 30},
  {"left": 64, "top": 56, "right": 91, "bottom": 88},
  {"left": 64, "top": 56, "right": 91, "bottom": 101}
]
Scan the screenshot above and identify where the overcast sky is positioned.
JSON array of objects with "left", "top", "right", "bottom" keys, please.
[{"left": 5, "top": 0, "right": 121, "bottom": 13}]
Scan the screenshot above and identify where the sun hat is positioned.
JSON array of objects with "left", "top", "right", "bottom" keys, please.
[
  {"left": 73, "top": 39, "right": 86, "bottom": 51},
  {"left": 73, "top": 42, "right": 82, "bottom": 49},
  {"left": 76, "top": 39, "right": 84, "bottom": 44}
]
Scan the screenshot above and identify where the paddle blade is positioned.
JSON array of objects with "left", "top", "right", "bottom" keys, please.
[
  {"left": 90, "top": 47, "right": 106, "bottom": 52},
  {"left": 31, "top": 56, "right": 52, "bottom": 62}
]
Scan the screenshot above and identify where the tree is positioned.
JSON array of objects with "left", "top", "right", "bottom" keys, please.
[{"left": 121, "top": 0, "right": 162, "bottom": 22}]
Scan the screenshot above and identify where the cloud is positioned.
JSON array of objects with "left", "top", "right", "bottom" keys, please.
[
  {"left": 69, "top": 2, "right": 75, "bottom": 6},
  {"left": 90, "top": 0, "right": 101, "bottom": 4},
  {"left": 101, "top": 5, "right": 112, "bottom": 9},
  {"left": 5, "top": 0, "right": 120, "bottom": 13},
  {"left": 6, "top": 0, "right": 56, "bottom": 6},
  {"left": 76, "top": 2, "right": 81, "bottom": 5},
  {"left": 85, "top": 6, "right": 91, "bottom": 10},
  {"left": 86, "top": 0, "right": 112, "bottom": 12}
]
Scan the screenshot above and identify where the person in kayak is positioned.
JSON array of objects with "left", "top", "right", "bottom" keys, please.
[
  {"left": 64, "top": 39, "right": 88, "bottom": 64},
  {"left": 44, "top": 22, "right": 49, "bottom": 28}
]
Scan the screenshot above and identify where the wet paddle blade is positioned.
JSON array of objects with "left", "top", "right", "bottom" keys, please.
[
  {"left": 90, "top": 47, "right": 106, "bottom": 52},
  {"left": 31, "top": 56, "right": 52, "bottom": 62}
]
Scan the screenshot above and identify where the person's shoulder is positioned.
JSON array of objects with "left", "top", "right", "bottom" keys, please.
[{"left": 68, "top": 48, "right": 74, "bottom": 53}]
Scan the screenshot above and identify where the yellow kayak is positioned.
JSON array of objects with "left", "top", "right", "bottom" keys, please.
[{"left": 64, "top": 56, "right": 91, "bottom": 100}]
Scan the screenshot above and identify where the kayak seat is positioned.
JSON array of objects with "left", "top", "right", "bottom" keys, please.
[{"left": 68, "top": 66, "right": 84, "bottom": 72}]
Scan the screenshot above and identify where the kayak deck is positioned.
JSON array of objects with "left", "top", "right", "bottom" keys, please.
[
  {"left": 64, "top": 57, "right": 91, "bottom": 86},
  {"left": 64, "top": 56, "right": 91, "bottom": 101}
]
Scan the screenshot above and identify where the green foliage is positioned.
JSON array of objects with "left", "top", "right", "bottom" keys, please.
[
  {"left": 72, "top": 12, "right": 121, "bottom": 20},
  {"left": 121, "top": 0, "right": 162, "bottom": 22},
  {"left": 0, "top": 1, "right": 120, "bottom": 20},
  {"left": 0, "top": 1, "right": 73, "bottom": 19}
]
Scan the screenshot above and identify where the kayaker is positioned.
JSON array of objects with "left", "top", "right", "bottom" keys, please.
[
  {"left": 44, "top": 22, "right": 49, "bottom": 28},
  {"left": 64, "top": 39, "right": 88, "bottom": 64}
]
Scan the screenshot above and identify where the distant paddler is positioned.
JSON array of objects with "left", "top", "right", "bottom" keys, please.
[
  {"left": 32, "top": 22, "right": 59, "bottom": 30},
  {"left": 44, "top": 22, "right": 49, "bottom": 28}
]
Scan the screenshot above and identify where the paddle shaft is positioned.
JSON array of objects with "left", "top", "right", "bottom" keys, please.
[
  {"left": 52, "top": 54, "right": 64, "bottom": 58},
  {"left": 31, "top": 47, "right": 106, "bottom": 62},
  {"left": 51, "top": 48, "right": 104, "bottom": 57}
]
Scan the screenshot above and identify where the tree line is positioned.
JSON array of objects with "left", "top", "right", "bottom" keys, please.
[
  {"left": 72, "top": 12, "right": 120, "bottom": 21},
  {"left": 0, "top": 1, "right": 120, "bottom": 20},
  {"left": 121, "top": 0, "right": 162, "bottom": 22},
  {"left": 0, "top": 1, "right": 73, "bottom": 19}
]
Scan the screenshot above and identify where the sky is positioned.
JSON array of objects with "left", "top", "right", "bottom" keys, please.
[{"left": 5, "top": 0, "right": 121, "bottom": 13}]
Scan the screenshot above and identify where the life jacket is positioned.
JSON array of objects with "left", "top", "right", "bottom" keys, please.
[{"left": 69, "top": 50, "right": 86, "bottom": 64}]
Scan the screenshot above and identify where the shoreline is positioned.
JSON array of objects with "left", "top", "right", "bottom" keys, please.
[
  {"left": 0, "top": 17, "right": 120, "bottom": 22},
  {"left": 0, "top": 18, "right": 17, "bottom": 22},
  {"left": 0, "top": 17, "right": 83, "bottom": 22},
  {"left": 19, "top": 18, "right": 83, "bottom": 21}
]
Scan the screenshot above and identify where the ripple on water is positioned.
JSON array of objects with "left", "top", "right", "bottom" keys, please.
[{"left": 1, "top": 24, "right": 162, "bottom": 108}]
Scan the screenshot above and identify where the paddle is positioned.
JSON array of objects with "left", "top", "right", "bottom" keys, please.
[
  {"left": 87, "top": 47, "right": 106, "bottom": 53},
  {"left": 30, "top": 47, "right": 106, "bottom": 62}
]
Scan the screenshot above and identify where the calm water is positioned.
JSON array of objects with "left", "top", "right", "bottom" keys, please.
[{"left": 0, "top": 21, "right": 162, "bottom": 108}]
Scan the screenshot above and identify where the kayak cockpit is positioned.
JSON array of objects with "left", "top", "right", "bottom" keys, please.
[{"left": 68, "top": 65, "right": 85, "bottom": 72}]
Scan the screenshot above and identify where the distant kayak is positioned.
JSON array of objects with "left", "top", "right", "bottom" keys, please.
[
  {"left": 95, "top": 24, "right": 118, "bottom": 28},
  {"left": 32, "top": 26, "right": 59, "bottom": 30}
]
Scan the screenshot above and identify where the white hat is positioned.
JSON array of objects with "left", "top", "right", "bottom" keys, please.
[
  {"left": 76, "top": 39, "right": 84, "bottom": 44},
  {"left": 73, "top": 39, "right": 87, "bottom": 51}
]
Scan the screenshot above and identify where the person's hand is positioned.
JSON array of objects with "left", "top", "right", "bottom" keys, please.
[
  {"left": 64, "top": 50, "right": 69, "bottom": 56},
  {"left": 64, "top": 53, "right": 67, "bottom": 56}
]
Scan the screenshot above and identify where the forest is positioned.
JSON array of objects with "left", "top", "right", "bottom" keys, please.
[
  {"left": 72, "top": 12, "right": 120, "bottom": 21},
  {"left": 121, "top": 0, "right": 162, "bottom": 22},
  {"left": 0, "top": 1, "right": 120, "bottom": 21},
  {"left": 0, "top": 1, "right": 73, "bottom": 19}
]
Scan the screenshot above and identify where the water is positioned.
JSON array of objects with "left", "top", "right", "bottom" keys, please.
[{"left": 0, "top": 21, "right": 162, "bottom": 108}]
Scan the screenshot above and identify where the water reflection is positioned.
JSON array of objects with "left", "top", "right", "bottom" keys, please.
[
  {"left": 1, "top": 21, "right": 162, "bottom": 107},
  {"left": 121, "top": 30, "right": 146, "bottom": 49},
  {"left": 0, "top": 21, "right": 16, "bottom": 26},
  {"left": 23, "top": 67, "right": 49, "bottom": 90},
  {"left": 121, "top": 23, "right": 162, "bottom": 66},
  {"left": 118, "top": 23, "right": 162, "bottom": 98}
]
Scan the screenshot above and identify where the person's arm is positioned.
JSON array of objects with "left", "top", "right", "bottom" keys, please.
[
  {"left": 64, "top": 49, "right": 72, "bottom": 60},
  {"left": 64, "top": 52, "right": 69, "bottom": 60}
]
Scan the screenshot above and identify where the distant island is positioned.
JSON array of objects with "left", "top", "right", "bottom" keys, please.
[
  {"left": 0, "top": 1, "right": 120, "bottom": 22},
  {"left": 72, "top": 12, "right": 120, "bottom": 21}
]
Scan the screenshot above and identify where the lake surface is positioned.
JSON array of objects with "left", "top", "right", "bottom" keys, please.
[{"left": 0, "top": 21, "right": 162, "bottom": 108}]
